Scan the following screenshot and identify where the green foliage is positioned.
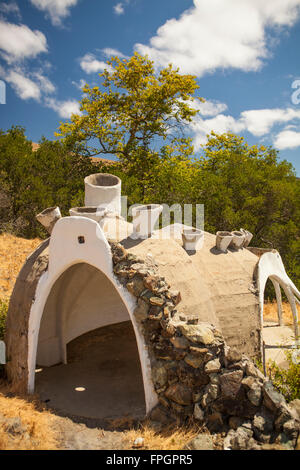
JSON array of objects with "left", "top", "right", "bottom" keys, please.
[
  {"left": 56, "top": 52, "right": 202, "bottom": 193},
  {"left": 190, "top": 133, "right": 300, "bottom": 285},
  {"left": 268, "top": 351, "right": 300, "bottom": 402},
  {"left": 0, "top": 126, "right": 100, "bottom": 238},
  {"left": 129, "top": 131, "right": 299, "bottom": 287},
  {"left": 0, "top": 299, "right": 7, "bottom": 340}
]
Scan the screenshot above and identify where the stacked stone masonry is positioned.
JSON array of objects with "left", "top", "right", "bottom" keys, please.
[{"left": 110, "top": 241, "right": 300, "bottom": 450}]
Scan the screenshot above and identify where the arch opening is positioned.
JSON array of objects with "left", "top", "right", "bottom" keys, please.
[
  {"left": 263, "top": 277, "right": 283, "bottom": 326},
  {"left": 261, "top": 275, "right": 298, "bottom": 370},
  {"left": 34, "top": 262, "right": 147, "bottom": 420}
]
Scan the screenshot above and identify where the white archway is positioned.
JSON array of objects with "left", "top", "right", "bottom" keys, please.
[
  {"left": 27, "top": 216, "right": 158, "bottom": 414},
  {"left": 257, "top": 251, "right": 300, "bottom": 359}
]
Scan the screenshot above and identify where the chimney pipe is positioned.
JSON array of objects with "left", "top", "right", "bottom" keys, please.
[
  {"left": 84, "top": 173, "right": 121, "bottom": 215},
  {"left": 36, "top": 206, "right": 61, "bottom": 234}
]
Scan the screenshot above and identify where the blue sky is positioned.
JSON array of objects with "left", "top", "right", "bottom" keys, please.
[{"left": 0, "top": 0, "right": 300, "bottom": 174}]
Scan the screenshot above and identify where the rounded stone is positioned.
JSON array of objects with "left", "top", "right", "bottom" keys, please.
[
  {"left": 165, "top": 383, "right": 193, "bottom": 406},
  {"left": 179, "top": 323, "right": 215, "bottom": 345}
]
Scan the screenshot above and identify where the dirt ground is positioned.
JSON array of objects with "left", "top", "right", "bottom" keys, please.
[
  {"left": 35, "top": 322, "right": 146, "bottom": 422},
  {"left": 0, "top": 382, "right": 201, "bottom": 450}
]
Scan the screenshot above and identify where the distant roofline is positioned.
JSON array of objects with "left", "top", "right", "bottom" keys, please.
[{"left": 31, "top": 143, "right": 116, "bottom": 165}]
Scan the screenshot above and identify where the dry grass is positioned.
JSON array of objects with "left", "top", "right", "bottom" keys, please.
[
  {"left": 0, "top": 383, "right": 58, "bottom": 450},
  {"left": 0, "top": 233, "right": 57, "bottom": 450},
  {"left": 264, "top": 301, "right": 300, "bottom": 326},
  {"left": 0, "top": 232, "right": 41, "bottom": 301},
  {"left": 122, "top": 420, "right": 200, "bottom": 450}
]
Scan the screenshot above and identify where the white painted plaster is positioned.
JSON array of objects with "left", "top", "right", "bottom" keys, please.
[
  {"left": 36, "top": 206, "right": 61, "bottom": 234},
  {"left": 216, "top": 231, "right": 233, "bottom": 252},
  {"left": 182, "top": 228, "right": 204, "bottom": 251},
  {"left": 131, "top": 204, "right": 163, "bottom": 239},
  {"left": 271, "top": 279, "right": 283, "bottom": 326},
  {"left": 28, "top": 216, "right": 158, "bottom": 414},
  {"left": 258, "top": 251, "right": 300, "bottom": 351},
  {"left": 84, "top": 173, "right": 121, "bottom": 215}
]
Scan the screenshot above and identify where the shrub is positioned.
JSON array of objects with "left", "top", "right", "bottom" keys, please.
[
  {"left": 268, "top": 350, "right": 300, "bottom": 402},
  {"left": 0, "top": 299, "right": 7, "bottom": 340}
]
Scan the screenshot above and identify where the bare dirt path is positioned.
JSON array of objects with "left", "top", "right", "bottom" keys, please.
[{"left": 51, "top": 415, "right": 127, "bottom": 450}]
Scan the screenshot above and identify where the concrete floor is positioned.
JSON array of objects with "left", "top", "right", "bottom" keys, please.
[
  {"left": 263, "top": 321, "right": 296, "bottom": 368},
  {"left": 35, "top": 321, "right": 146, "bottom": 421}
]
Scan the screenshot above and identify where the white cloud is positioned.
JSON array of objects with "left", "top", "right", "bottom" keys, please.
[
  {"left": 189, "top": 102, "right": 300, "bottom": 149},
  {"left": 113, "top": 3, "right": 124, "bottom": 15},
  {"left": 33, "top": 71, "right": 56, "bottom": 94},
  {"left": 196, "top": 99, "right": 228, "bottom": 117},
  {"left": 80, "top": 53, "right": 113, "bottom": 74},
  {"left": 135, "top": 0, "right": 300, "bottom": 76},
  {"left": 190, "top": 111, "right": 244, "bottom": 147},
  {"left": 274, "top": 129, "right": 300, "bottom": 149},
  {"left": 0, "top": 20, "right": 47, "bottom": 63},
  {"left": 30, "top": 0, "right": 78, "bottom": 26},
  {"left": 0, "top": 2, "right": 21, "bottom": 19},
  {"left": 45, "top": 97, "right": 81, "bottom": 118},
  {"left": 240, "top": 108, "right": 300, "bottom": 136},
  {"left": 4, "top": 69, "right": 41, "bottom": 100},
  {"left": 101, "top": 47, "right": 127, "bottom": 59},
  {"left": 71, "top": 78, "right": 86, "bottom": 90},
  {"left": 0, "top": 63, "right": 55, "bottom": 101}
]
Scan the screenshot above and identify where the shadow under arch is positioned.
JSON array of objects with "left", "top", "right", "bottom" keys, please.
[{"left": 35, "top": 320, "right": 147, "bottom": 423}]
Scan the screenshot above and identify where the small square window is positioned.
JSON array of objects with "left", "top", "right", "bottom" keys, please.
[{"left": 78, "top": 236, "right": 85, "bottom": 244}]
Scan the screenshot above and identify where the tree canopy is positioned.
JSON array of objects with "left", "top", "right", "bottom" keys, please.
[
  {"left": 56, "top": 52, "right": 202, "bottom": 187},
  {"left": 0, "top": 126, "right": 98, "bottom": 237}
]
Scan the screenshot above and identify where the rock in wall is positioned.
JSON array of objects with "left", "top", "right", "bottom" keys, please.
[{"left": 110, "top": 241, "right": 300, "bottom": 450}]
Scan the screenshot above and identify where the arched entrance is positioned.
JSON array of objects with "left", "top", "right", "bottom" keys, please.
[{"left": 33, "top": 263, "right": 148, "bottom": 420}]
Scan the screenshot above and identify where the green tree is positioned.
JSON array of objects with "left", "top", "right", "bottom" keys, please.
[
  {"left": 190, "top": 132, "right": 300, "bottom": 283},
  {"left": 56, "top": 52, "right": 202, "bottom": 192},
  {"left": 0, "top": 127, "right": 99, "bottom": 237}
]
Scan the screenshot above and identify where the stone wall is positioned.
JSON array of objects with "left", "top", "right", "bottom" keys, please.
[{"left": 110, "top": 241, "right": 300, "bottom": 450}]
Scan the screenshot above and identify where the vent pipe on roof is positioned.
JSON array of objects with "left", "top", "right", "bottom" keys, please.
[
  {"left": 182, "top": 228, "right": 204, "bottom": 251},
  {"left": 69, "top": 206, "right": 107, "bottom": 223},
  {"left": 132, "top": 204, "right": 163, "bottom": 239},
  {"left": 216, "top": 231, "right": 233, "bottom": 253},
  {"left": 36, "top": 206, "right": 61, "bottom": 234},
  {"left": 230, "top": 231, "right": 245, "bottom": 249},
  {"left": 84, "top": 173, "right": 121, "bottom": 215},
  {"left": 240, "top": 228, "right": 253, "bottom": 248}
]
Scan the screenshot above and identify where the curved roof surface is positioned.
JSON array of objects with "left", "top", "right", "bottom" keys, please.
[{"left": 102, "top": 217, "right": 261, "bottom": 357}]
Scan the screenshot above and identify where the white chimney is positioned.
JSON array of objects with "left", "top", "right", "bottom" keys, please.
[
  {"left": 84, "top": 173, "right": 121, "bottom": 215},
  {"left": 132, "top": 204, "right": 163, "bottom": 239},
  {"left": 36, "top": 206, "right": 61, "bottom": 234}
]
